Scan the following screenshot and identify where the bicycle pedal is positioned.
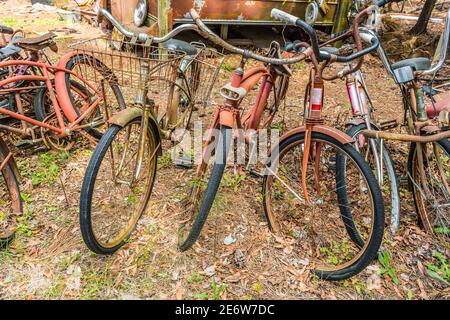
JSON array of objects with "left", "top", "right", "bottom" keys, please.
[
  {"left": 174, "top": 154, "right": 193, "bottom": 169},
  {"left": 378, "top": 119, "right": 398, "bottom": 131}
]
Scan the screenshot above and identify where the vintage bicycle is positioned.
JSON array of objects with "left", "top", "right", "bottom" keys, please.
[
  {"left": 0, "top": 31, "right": 128, "bottom": 150},
  {"left": 79, "top": 8, "right": 225, "bottom": 254},
  {"left": 164, "top": 7, "right": 385, "bottom": 281},
  {"left": 358, "top": 6, "right": 450, "bottom": 246}
]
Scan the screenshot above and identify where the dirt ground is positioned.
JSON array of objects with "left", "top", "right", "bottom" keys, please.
[{"left": 0, "top": 0, "right": 449, "bottom": 300}]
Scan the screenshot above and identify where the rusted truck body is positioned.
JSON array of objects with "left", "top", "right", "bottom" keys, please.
[{"left": 101, "top": 0, "right": 349, "bottom": 36}]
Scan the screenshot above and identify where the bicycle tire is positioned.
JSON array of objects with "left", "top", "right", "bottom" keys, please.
[
  {"left": 262, "top": 132, "right": 385, "bottom": 280},
  {"left": 0, "top": 141, "right": 22, "bottom": 246},
  {"left": 346, "top": 123, "right": 400, "bottom": 236},
  {"left": 408, "top": 139, "right": 450, "bottom": 235},
  {"left": 178, "top": 125, "right": 232, "bottom": 251},
  {"left": 79, "top": 119, "right": 158, "bottom": 254},
  {"left": 34, "top": 80, "right": 90, "bottom": 121}
]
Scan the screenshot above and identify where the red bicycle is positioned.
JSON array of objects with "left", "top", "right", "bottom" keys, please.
[{"left": 0, "top": 32, "right": 125, "bottom": 150}]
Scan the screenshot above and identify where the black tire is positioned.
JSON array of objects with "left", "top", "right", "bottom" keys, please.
[
  {"left": 34, "top": 80, "right": 90, "bottom": 121},
  {"left": 262, "top": 132, "right": 385, "bottom": 280},
  {"left": 79, "top": 119, "right": 159, "bottom": 254},
  {"left": 178, "top": 125, "right": 232, "bottom": 251},
  {"left": 345, "top": 123, "right": 400, "bottom": 239},
  {"left": 0, "top": 143, "right": 22, "bottom": 246},
  {"left": 63, "top": 54, "right": 126, "bottom": 139},
  {"left": 408, "top": 139, "right": 450, "bottom": 233}
]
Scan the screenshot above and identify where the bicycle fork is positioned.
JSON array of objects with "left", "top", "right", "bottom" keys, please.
[{"left": 302, "top": 73, "right": 325, "bottom": 205}]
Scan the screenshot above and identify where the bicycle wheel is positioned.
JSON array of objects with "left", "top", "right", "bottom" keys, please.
[
  {"left": 408, "top": 140, "right": 450, "bottom": 247},
  {"left": 62, "top": 53, "right": 126, "bottom": 139},
  {"left": 79, "top": 118, "right": 159, "bottom": 254},
  {"left": 0, "top": 143, "right": 22, "bottom": 245},
  {"left": 178, "top": 125, "right": 232, "bottom": 251},
  {"left": 34, "top": 80, "right": 91, "bottom": 121},
  {"left": 347, "top": 124, "right": 400, "bottom": 235},
  {"left": 262, "top": 132, "right": 384, "bottom": 280}
]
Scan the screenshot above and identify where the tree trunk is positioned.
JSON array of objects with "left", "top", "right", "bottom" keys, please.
[{"left": 409, "top": 0, "right": 437, "bottom": 35}]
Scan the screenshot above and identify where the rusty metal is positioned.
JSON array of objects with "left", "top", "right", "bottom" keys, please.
[
  {"left": 362, "top": 129, "right": 450, "bottom": 143},
  {"left": 108, "top": 0, "right": 343, "bottom": 35}
]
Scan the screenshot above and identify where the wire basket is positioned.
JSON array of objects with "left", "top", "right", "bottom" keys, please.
[
  {"left": 69, "top": 37, "right": 186, "bottom": 100},
  {"left": 184, "top": 43, "right": 225, "bottom": 110}
]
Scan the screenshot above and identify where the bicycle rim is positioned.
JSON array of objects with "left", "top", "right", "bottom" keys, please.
[
  {"left": 410, "top": 141, "right": 450, "bottom": 246},
  {"left": 87, "top": 119, "right": 158, "bottom": 249},
  {"left": 263, "top": 132, "right": 384, "bottom": 279}
]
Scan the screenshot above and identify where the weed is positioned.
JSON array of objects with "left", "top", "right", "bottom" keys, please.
[
  {"left": 194, "top": 278, "right": 226, "bottom": 300},
  {"left": 223, "top": 172, "right": 245, "bottom": 192},
  {"left": 378, "top": 250, "right": 399, "bottom": 285},
  {"left": 426, "top": 250, "right": 450, "bottom": 285},
  {"left": 187, "top": 272, "right": 205, "bottom": 284}
]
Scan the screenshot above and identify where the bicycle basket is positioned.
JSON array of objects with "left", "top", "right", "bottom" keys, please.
[
  {"left": 69, "top": 36, "right": 186, "bottom": 107},
  {"left": 182, "top": 43, "right": 225, "bottom": 110}
]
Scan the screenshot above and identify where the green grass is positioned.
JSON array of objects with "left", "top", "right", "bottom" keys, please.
[
  {"left": 194, "top": 278, "right": 226, "bottom": 300},
  {"left": 426, "top": 250, "right": 450, "bottom": 285},
  {"left": 26, "top": 151, "right": 69, "bottom": 187},
  {"left": 187, "top": 272, "right": 205, "bottom": 284},
  {"left": 378, "top": 250, "right": 399, "bottom": 285}
]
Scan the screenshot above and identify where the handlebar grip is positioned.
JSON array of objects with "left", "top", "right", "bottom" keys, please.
[
  {"left": 271, "top": 8, "right": 298, "bottom": 25},
  {"left": 0, "top": 26, "right": 13, "bottom": 35}
]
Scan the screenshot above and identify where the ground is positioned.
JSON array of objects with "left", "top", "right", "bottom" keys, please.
[{"left": 0, "top": 0, "right": 449, "bottom": 300}]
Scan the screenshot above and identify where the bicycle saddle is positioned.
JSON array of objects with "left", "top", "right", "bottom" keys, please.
[
  {"left": 269, "top": 41, "right": 292, "bottom": 76},
  {"left": 13, "top": 32, "right": 58, "bottom": 52},
  {"left": 163, "top": 39, "right": 198, "bottom": 56},
  {"left": 391, "top": 57, "right": 431, "bottom": 72}
]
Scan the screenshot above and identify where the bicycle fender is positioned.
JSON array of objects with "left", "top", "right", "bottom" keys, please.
[
  {"left": 279, "top": 125, "right": 354, "bottom": 145},
  {"left": 108, "top": 107, "right": 162, "bottom": 155},
  {"left": 55, "top": 52, "right": 80, "bottom": 122}
]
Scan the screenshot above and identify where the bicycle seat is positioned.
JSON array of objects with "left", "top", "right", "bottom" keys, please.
[
  {"left": 391, "top": 57, "right": 431, "bottom": 72},
  {"left": 163, "top": 39, "right": 198, "bottom": 56},
  {"left": 13, "top": 32, "right": 57, "bottom": 52},
  {"left": 269, "top": 41, "right": 292, "bottom": 76}
]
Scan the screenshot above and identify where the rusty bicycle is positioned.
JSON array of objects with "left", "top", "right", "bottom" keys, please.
[
  {"left": 257, "top": 5, "right": 386, "bottom": 280},
  {"left": 359, "top": 6, "right": 450, "bottom": 247},
  {"left": 171, "top": 7, "right": 385, "bottom": 281},
  {"left": 0, "top": 31, "right": 128, "bottom": 151},
  {"left": 79, "top": 8, "right": 225, "bottom": 254}
]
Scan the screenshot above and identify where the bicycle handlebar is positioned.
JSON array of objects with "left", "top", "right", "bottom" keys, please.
[
  {"left": 0, "top": 26, "right": 13, "bottom": 35},
  {"left": 98, "top": 8, "right": 199, "bottom": 43},
  {"left": 271, "top": 9, "right": 324, "bottom": 61},
  {"left": 99, "top": 7, "right": 308, "bottom": 65},
  {"left": 189, "top": 9, "right": 309, "bottom": 65}
]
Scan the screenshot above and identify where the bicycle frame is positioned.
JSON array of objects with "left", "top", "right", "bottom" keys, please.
[
  {"left": 0, "top": 58, "right": 107, "bottom": 139},
  {"left": 197, "top": 57, "right": 283, "bottom": 175}
]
